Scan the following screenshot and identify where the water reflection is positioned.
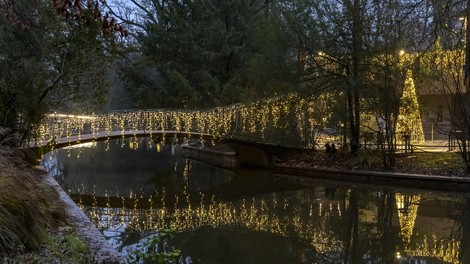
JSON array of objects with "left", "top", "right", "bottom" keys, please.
[{"left": 42, "top": 137, "right": 470, "bottom": 263}]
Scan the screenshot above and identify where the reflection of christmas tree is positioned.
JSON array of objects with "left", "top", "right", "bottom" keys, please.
[
  {"left": 395, "top": 193, "right": 421, "bottom": 249},
  {"left": 396, "top": 70, "right": 425, "bottom": 144}
]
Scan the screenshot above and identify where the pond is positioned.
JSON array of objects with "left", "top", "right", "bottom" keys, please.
[{"left": 41, "top": 137, "right": 470, "bottom": 263}]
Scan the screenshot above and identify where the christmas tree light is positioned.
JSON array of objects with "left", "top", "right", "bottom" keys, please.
[{"left": 396, "top": 70, "right": 425, "bottom": 144}]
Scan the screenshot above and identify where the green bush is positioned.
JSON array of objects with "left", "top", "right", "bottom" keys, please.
[
  {"left": 128, "top": 228, "right": 181, "bottom": 264},
  {"left": 1, "top": 232, "right": 91, "bottom": 264},
  {"left": 349, "top": 150, "right": 381, "bottom": 170}
]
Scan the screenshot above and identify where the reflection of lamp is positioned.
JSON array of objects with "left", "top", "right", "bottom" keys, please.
[
  {"left": 396, "top": 251, "right": 401, "bottom": 259},
  {"left": 156, "top": 143, "right": 161, "bottom": 152}
]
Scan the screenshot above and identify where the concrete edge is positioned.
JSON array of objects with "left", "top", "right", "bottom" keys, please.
[
  {"left": 182, "top": 145, "right": 236, "bottom": 155},
  {"left": 182, "top": 145, "right": 237, "bottom": 169},
  {"left": 40, "top": 167, "right": 123, "bottom": 264},
  {"left": 274, "top": 164, "right": 470, "bottom": 181},
  {"left": 273, "top": 165, "right": 470, "bottom": 192}
]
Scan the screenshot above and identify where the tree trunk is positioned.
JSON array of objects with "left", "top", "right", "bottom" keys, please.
[
  {"left": 465, "top": 0, "right": 470, "bottom": 92},
  {"left": 349, "top": 0, "right": 363, "bottom": 154}
]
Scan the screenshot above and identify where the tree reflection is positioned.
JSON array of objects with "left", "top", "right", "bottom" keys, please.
[
  {"left": 376, "top": 191, "right": 399, "bottom": 263},
  {"left": 459, "top": 198, "right": 470, "bottom": 263},
  {"left": 343, "top": 189, "right": 359, "bottom": 263}
]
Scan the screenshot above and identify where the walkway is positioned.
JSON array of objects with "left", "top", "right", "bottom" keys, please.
[
  {"left": 413, "top": 139, "right": 453, "bottom": 152},
  {"left": 31, "top": 130, "right": 211, "bottom": 149}
]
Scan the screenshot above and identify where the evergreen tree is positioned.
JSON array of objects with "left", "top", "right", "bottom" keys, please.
[
  {"left": 396, "top": 70, "right": 425, "bottom": 144},
  {"left": 0, "top": 0, "right": 115, "bottom": 132},
  {"left": 113, "top": 0, "right": 300, "bottom": 109}
]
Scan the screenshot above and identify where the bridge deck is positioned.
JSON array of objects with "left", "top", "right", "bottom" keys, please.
[{"left": 31, "top": 130, "right": 212, "bottom": 148}]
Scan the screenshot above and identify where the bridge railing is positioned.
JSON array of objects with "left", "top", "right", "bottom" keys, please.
[
  {"left": 32, "top": 107, "right": 242, "bottom": 146},
  {"left": 33, "top": 97, "right": 318, "bottom": 148}
]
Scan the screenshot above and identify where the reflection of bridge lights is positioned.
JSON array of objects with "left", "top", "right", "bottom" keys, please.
[
  {"left": 66, "top": 186, "right": 465, "bottom": 263},
  {"left": 74, "top": 189, "right": 345, "bottom": 254},
  {"left": 156, "top": 143, "right": 161, "bottom": 152}
]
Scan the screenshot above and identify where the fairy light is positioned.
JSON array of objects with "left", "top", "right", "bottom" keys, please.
[
  {"left": 396, "top": 70, "right": 425, "bottom": 144},
  {"left": 68, "top": 188, "right": 396, "bottom": 257},
  {"left": 32, "top": 93, "right": 349, "bottom": 148},
  {"left": 396, "top": 193, "right": 421, "bottom": 248}
]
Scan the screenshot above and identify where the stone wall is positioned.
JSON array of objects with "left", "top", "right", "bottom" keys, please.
[{"left": 181, "top": 145, "right": 237, "bottom": 169}]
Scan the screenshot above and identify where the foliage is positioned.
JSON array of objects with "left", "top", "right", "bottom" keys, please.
[
  {"left": 0, "top": 0, "right": 115, "bottom": 133},
  {"left": 1, "top": 0, "right": 126, "bottom": 36},
  {"left": 1, "top": 232, "right": 91, "bottom": 264},
  {"left": 127, "top": 228, "right": 181, "bottom": 264},
  {"left": 112, "top": 0, "right": 303, "bottom": 109},
  {"left": 52, "top": 0, "right": 127, "bottom": 36},
  {"left": 349, "top": 150, "right": 381, "bottom": 170},
  {"left": 0, "top": 127, "right": 35, "bottom": 168},
  {"left": 0, "top": 125, "right": 66, "bottom": 254},
  {"left": 43, "top": 232, "right": 90, "bottom": 263}
]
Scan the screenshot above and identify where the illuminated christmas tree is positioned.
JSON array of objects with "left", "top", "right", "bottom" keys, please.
[{"left": 396, "top": 70, "right": 425, "bottom": 144}]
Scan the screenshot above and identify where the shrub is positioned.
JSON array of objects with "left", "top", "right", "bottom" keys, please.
[
  {"left": 0, "top": 127, "right": 35, "bottom": 168},
  {"left": 128, "top": 228, "right": 181, "bottom": 264},
  {"left": 1, "top": 232, "right": 91, "bottom": 263},
  {"left": 349, "top": 150, "right": 381, "bottom": 170}
]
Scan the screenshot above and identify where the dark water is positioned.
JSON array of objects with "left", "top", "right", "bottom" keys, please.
[{"left": 42, "top": 137, "right": 470, "bottom": 264}]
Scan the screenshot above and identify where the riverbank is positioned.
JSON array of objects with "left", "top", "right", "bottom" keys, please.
[
  {"left": 0, "top": 165, "right": 122, "bottom": 263},
  {"left": 278, "top": 149, "right": 468, "bottom": 177},
  {"left": 196, "top": 142, "right": 468, "bottom": 178},
  {"left": 0, "top": 162, "right": 92, "bottom": 263}
]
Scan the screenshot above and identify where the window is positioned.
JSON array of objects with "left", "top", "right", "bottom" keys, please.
[{"left": 437, "top": 105, "right": 443, "bottom": 122}]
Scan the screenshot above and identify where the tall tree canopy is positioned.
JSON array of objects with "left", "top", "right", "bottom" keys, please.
[
  {"left": 110, "top": 0, "right": 307, "bottom": 108},
  {"left": 0, "top": 0, "right": 118, "bottom": 132},
  {"left": 110, "top": 0, "right": 448, "bottom": 153}
]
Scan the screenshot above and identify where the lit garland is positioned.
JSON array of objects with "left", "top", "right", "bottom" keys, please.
[{"left": 33, "top": 93, "right": 335, "bottom": 148}]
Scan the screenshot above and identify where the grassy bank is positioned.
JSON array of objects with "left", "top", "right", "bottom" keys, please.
[
  {"left": 0, "top": 164, "right": 94, "bottom": 263},
  {"left": 281, "top": 149, "right": 468, "bottom": 177},
  {"left": 0, "top": 128, "right": 91, "bottom": 263}
]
